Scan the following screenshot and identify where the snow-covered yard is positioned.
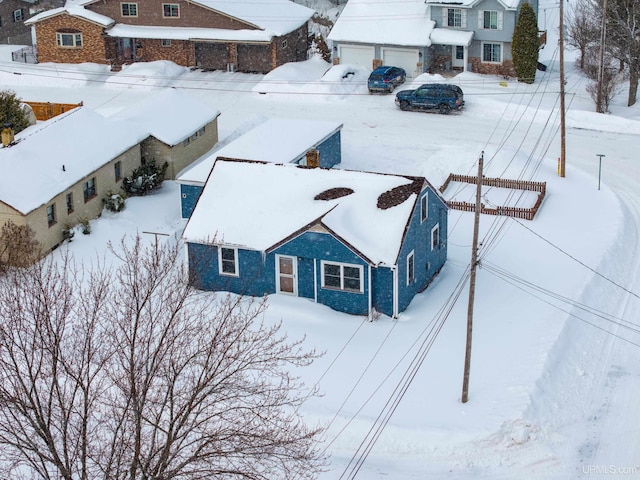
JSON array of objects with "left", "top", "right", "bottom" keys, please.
[{"left": 1, "top": 32, "right": 639, "bottom": 479}]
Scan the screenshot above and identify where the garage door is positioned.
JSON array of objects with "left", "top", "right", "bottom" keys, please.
[
  {"left": 195, "top": 43, "right": 228, "bottom": 70},
  {"left": 338, "top": 45, "right": 375, "bottom": 70},
  {"left": 382, "top": 48, "right": 420, "bottom": 78}
]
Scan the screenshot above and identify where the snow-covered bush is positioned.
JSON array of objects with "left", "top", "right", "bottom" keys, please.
[
  {"left": 103, "top": 191, "right": 126, "bottom": 212},
  {"left": 122, "top": 161, "right": 168, "bottom": 196}
]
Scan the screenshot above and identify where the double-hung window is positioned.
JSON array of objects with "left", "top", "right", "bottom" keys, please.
[
  {"left": 47, "top": 204, "right": 56, "bottom": 227},
  {"left": 163, "top": 3, "right": 179, "bottom": 17},
  {"left": 446, "top": 8, "right": 464, "bottom": 28},
  {"left": 482, "top": 42, "right": 502, "bottom": 63},
  {"left": 431, "top": 224, "right": 440, "bottom": 251},
  {"left": 83, "top": 177, "right": 96, "bottom": 202},
  {"left": 482, "top": 10, "right": 501, "bottom": 30},
  {"left": 13, "top": 9, "right": 23, "bottom": 22},
  {"left": 321, "top": 261, "right": 363, "bottom": 293},
  {"left": 407, "top": 251, "right": 415, "bottom": 285},
  {"left": 121, "top": 3, "right": 138, "bottom": 17},
  {"left": 420, "top": 194, "right": 428, "bottom": 222},
  {"left": 218, "top": 247, "right": 238, "bottom": 276}
]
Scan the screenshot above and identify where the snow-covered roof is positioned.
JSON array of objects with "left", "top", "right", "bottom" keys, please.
[
  {"left": 73, "top": 0, "right": 313, "bottom": 36},
  {"left": 25, "top": 6, "right": 113, "bottom": 26},
  {"left": 183, "top": 160, "right": 423, "bottom": 266},
  {"left": 328, "top": 0, "right": 435, "bottom": 47},
  {"left": 0, "top": 107, "right": 147, "bottom": 215},
  {"left": 106, "top": 24, "right": 276, "bottom": 43},
  {"left": 425, "top": 0, "right": 522, "bottom": 10},
  {"left": 177, "top": 117, "right": 343, "bottom": 185},
  {"left": 110, "top": 89, "right": 221, "bottom": 147},
  {"left": 430, "top": 28, "right": 474, "bottom": 46}
]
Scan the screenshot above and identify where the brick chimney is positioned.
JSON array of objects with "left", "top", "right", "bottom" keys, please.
[{"left": 1, "top": 123, "right": 14, "bottom": 147}]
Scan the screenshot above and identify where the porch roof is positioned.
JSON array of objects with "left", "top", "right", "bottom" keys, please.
[
  {"left": 106, "top": 24, "right": 277, "bottom": 43},
  {"left": 430, "top": 28, "right": 474, "bottom": 46}
]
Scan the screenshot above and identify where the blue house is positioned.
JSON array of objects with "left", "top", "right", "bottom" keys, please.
[
  {"left": 182, "top": 159, "right": 448, "bottom": 318},
  {"left": 176, "top": 117, "right": 343, "bottom": 218}
]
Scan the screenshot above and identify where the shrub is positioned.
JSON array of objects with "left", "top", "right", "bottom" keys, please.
[
  {"left": 62, "top": 226, "right": 75, "bottom": 242},
  {"left": 0, "top": 221, "right": 40, "bottom": 268},
  {"left": 0, "top": 90, "right": 30, "bottom": 135},
  {"left": 122, "top": 161, "right": 168, "bottom": 196},
  {"left": 103, "top": 191, "right": 126, "bottom": 212},
  {"left": 79, "top": 218, "right": 91, "bottom": 235}
]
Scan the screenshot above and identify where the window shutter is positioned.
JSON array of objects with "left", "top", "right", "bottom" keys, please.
[
  {"left": 442, "top": 7, "right": 447, "bottom": 26},
  {"left": 478, "top": 10, "right": 484, "bottom": 29},
  {"left": 498, "top": 11, "right": 503, "bottom": 30},
  {"left": 461, "top": 9, "right": 467, "bottom": 28}
]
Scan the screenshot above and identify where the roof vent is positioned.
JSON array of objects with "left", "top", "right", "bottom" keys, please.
[
  {"left": 377, "top": 179, "right": 423, "bottom": 210},
  {"left": 314, "top": 187, "right": 354, "bottom": 201}
]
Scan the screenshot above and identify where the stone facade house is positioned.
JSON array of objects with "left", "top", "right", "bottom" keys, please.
[{"left": 25, "top": 0, "right": 314, "bottom": 72}]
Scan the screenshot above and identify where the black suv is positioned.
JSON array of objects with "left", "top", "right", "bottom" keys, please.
[{"left": 395, "top": 84, "right": 464, "bottom": 114}]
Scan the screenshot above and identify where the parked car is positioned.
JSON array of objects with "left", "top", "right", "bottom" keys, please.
[
  {"left": 395, "top": 84, "right": 464, "bottom": 114},
  {"left": 368, "top": 66, "right": 406, "bottom": 93}
]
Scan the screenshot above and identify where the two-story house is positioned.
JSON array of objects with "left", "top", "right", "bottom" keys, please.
[
  {"left": 328, "top": 0, "right": 538, "bottom": 76},
  {"left": 0, "top": 0, "right": 63, "bottom": 45},
  {"left": 25, "top": 0, "right": 314, "bottom": 72}
]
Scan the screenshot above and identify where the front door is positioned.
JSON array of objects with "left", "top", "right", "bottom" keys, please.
[
  {"left": 276, "top": 255, "right": 298, "bottom": 295},
  {"left": 117, "top": 38, "right": 135, "bottom": 62},
  {"left": 452, "top": 45, "right": 465, "bottom": 68}
]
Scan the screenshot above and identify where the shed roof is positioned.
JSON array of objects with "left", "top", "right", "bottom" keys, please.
[
  {"left": 177, "top": 117, "right": 343, "bottom": 185},
  {"left": 328, "top": 0, "right": 435, "bottom": 47},
  {"left": 110, "top": 88, "right": 221, "bottom": 146},
  {"left": 0, "top": 107, "right": 147, "bottom": 215},
  {"left": 183, "top": 160, "right": 425, "bottom": 266}
]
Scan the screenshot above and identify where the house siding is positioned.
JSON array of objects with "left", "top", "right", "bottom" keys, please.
[
  {"left": 315, "top": 131, "right": 341, "bottom": 168},
  {"left": 84, "top": 0, "right": 258, "bottom": 30},
  {"left": 180, "top": 184, "right": 203, "bottom": 218},
  {"left": 396, "top": 186, "right": 448, "bottom": 313},
  {"left": 17, "top": 144, "right": 141, "bottom": 253},
  {"left": 33, "top": 14, "right": 109, "bottom": 64},
  {"left": 271, "top": 230, "right": 370, "bottom": 315},
  {"left": 141, "top": 118, "right": 219, "bottom": 179},
  {"left": 274, "top": 24, "right": 309, "bottom": 67},
  {"left": 371, "top": 266, "right": 394, "bottom": 316}
]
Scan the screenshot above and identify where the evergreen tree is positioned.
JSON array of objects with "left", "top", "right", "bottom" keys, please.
[
  {"left": 512, "top": 2, "right": 539, "bottom": 84},
  {"left": 0, "top": 90, "right": 30, "bottom": 134}
]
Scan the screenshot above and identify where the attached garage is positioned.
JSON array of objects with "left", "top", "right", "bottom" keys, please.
[
  {"left": 382, "top": 48, "right": 421, "bottom": 78},
  {"left": 337, "top": 45, "right": 375, "bottom": 70},
  {"left": 195, "top": 43, "right": 229, "bottom": 70},
  {"left": 237, "top": 44, "right": 271, "bottom": 73}
]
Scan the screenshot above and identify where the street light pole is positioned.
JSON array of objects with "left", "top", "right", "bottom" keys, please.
[{"left": 597, "top": 154, "right": 605, "bottom": 190}]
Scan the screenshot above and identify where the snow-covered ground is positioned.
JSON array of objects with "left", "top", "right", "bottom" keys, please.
[{"left": 1, "top": 27, "right": 639, "bottom": 479}]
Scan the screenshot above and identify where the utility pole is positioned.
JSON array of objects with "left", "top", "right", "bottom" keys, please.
[
  {"left": 596, "top": 0, "right": 608, "bottom": 113},
  {"left": 461, "top": 152, "right": 483, "bottom": 404},
  {"left": 558, "top": 0, "right": 566, "bottom": 177}
]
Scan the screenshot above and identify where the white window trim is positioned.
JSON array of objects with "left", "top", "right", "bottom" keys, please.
[
  {"left": 420, "top": 193, "right": 428, "bottom": 223},
  {"left": 478, "top": 10, "right": 503, "bottom": 30},
  {"left": 275, "top": 254, "right": 298, "bottom": 296},
  {"left": 162, "top": 3, "right": 180, "bottom": 18},
  {"left": 407, "top": 250, "right": 415, "bottom": 286},
  {"left": 320, "top": 260, "right": 364, "bottom": 293},
  {"left": 13, "top": 9, "right": 23, "bottom": 22},
  {"left": 161, "top": 39, "right": 172, "bottom": 47},
  {"left": 121, "top": 2, "right": 138, "bottom": 17},
  {"left": 443, "top": 7, "right": 466, "bottom": 28},
  {"left": 218, "top": 246, "right": 239, "bottom": 277},
  {"left": 481, "top": 41, "right": 503, "bottom": 64},
  {"left": 431, "top": 223, "right": 440, "bottom": 251},
  {"left": 56, "top": 32, "right": 83, "bottom": 48}
]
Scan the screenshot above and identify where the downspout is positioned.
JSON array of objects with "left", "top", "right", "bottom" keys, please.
[
  {"left": 393, "top": 266, "right": 398, "bottom": 319},
  {"left": 368, "top": 264, "right": 372, "bottom": 319},
  {"left": 314, "top": 258, "right": 318, "bottom": 303}
]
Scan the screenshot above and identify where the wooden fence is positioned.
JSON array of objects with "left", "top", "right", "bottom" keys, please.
[
  {"left": 439, "top": 173, "right": 546, "bottom": 221},
  {"left": 25, "top": 101, "right": 83, "bottom": 121}
]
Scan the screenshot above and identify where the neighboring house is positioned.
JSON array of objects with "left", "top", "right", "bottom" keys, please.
[
  {"left": 0, "top": 106, "right": 148, "bottom": 254},
  {"left": 328, "top": 0, "right": 538, "bottom": 76},
  {"left": 183, "top": 159, "right": 448, "bottom": 318},
  {"left": 0, "top": 0, "right": 64, "bottom": 45},
  {"left": 176, "top": 117, "right": 343, "bottom": 218},
  {"left": 111, "top": 88, "right": 221, "bottom": 179},
  {"left": 327, "top": 0, "right": 435, "bottom": 78},
  {"left": 425, "top": 0, "right": 539, "bottom": 75},
  {"left": 25, "top": 0, "right": 314, "bottom": 72}
]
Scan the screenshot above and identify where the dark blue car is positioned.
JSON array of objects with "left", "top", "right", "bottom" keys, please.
[
  {"left": 368, "top": 66, "right": 406, "bottom": 93},
  {"left": 395, "top": 84, "right": 464, "bottom": 114}
]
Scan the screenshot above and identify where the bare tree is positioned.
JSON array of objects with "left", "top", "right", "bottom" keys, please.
[
  {"left": 583, "top": 48, "right": 623, "bottom": 112},
  {"left": 598, "top": 0, "right": 640, "bottom": 106},
  {"left": 0, "top": 236, "right": 325, "bottom": 480},
  {"left": 0, "top": 220, "right": 41, "bottom": 268},
  {"left": 566, "top": 0, "right": 599, "bottom": 70}
]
